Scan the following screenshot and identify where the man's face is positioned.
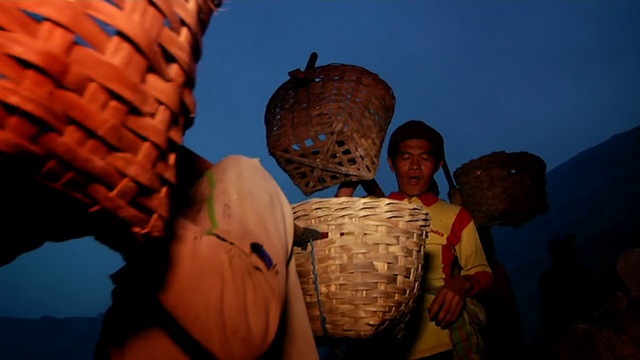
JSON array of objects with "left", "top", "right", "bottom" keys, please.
[{"left": 388, "top": 139, "right": 442, "bottom": 197}]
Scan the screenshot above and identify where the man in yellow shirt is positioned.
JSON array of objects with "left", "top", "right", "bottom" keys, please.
[{"left": 338, "top": 120, "right": 492, "bottom": 360}]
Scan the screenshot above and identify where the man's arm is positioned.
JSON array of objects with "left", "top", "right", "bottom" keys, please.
[
  {"left": 428, "top": 207, "right": 492, "bottom": 328},
  {"left": 455, "top": 209, "right": 493, "bottom": 295},
  {"left": 335, "top": 181, "right": 359, "bottom": 197},
  {"left": 335, "top": 179, "right": 385, "bottom": 197}
]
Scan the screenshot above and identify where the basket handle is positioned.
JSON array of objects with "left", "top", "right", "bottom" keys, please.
[
  {"left": 442, "top": 159, "right": 456, "bottom": 190},
  {"left": 304, "top": 52, "right": 318, "bottom": 71},
  {"left": 288, "top": 51, "right": 319, "bottom": 81},
  {"left": 442, "top": 159, "right": 464, "bottom": 206}
]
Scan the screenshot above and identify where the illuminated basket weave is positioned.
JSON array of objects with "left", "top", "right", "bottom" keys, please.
[
  {"left": 293, "top": 197, "right": 429, "bottom": 338},
  {"left": 453, "top": 151, "right": 549, "bottom": 227},
  {"left": 0, "top": 0, "right": 221, "bottom": 239},
  {"left": 265, "top": 62, "right": 395, "bottom": 196}
]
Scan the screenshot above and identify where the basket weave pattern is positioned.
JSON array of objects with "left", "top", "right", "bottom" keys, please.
[
  {"left": 0, "top": 0, "right": 220, "bottom": 238},
  {"left": 453, "top": 151, "right": 549, "bottom": 227},
  {"left": 265, "top": 64, "right": 395, "bottom": 196},
  {"left": 293, "top": 197, "right": 429, "bottom": 338}
]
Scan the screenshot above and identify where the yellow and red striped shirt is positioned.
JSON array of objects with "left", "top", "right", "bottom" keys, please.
[{"left": 388, "top": 192, "right": 492, "bottom": 359}]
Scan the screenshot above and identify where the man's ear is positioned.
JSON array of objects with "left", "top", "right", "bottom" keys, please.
[
  {"left": 387, "top": 157, "right": 395, "bottom": 173},
  {"left": 437, "top": 159, "right": 444, "bottom": 171}
]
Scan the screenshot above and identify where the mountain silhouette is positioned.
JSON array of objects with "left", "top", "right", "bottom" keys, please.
[
  {"left": 492, "top": 123, "right": 640, "bottom": 345},
  {"left": 0, "top": 314, "right": 103, "bottom": 360}
]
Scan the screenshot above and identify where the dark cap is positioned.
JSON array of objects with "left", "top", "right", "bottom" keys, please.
[{"left": 387, "top": 120, "right": 445, "bottom": 162}]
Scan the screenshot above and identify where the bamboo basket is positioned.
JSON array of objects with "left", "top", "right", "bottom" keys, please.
[
  {"left": 265, "top": 56, "right": 395, "bottom": 196},
  {"left": 292, "top": 197, "right": 430, "bottom": 338},
  {"left": 453, "top": 151, "right": 549, "bottom": 228},
  {"left": 0, "top": 0, "right": 221, "bottom": 239}
]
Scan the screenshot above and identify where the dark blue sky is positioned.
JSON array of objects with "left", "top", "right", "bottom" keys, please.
[{"left": 1, "top": 0, "right": 638, "bottom": 318}]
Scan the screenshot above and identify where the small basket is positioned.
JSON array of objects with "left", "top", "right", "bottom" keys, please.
[
  {"left": 292, "top": 197, "right": 430, "bottom": 338},
  {"left": 265, "top": 58, "right": 395, "bottom": 196},
  {"left": 453, "top": 151, "right": 549, "bottom": 227},
  {"left": 0, "top": 0, "right": 221, "bottom": 239}
]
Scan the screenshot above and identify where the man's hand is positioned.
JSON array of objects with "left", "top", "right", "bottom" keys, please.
[
  {"left": 293, "top": 225, "right": 324, "bottom": 250},
  {"left": 335, "top": 179, "right": 385, "bottom": 197},
  {"left": 335, "top": 181, "right": 360, "bottom": 197},
  {"left": 427, "top": 276, "right": 471, "bottom": 329}
]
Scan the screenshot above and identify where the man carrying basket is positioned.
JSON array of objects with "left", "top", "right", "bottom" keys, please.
[
  {"left": 337, "top": 120, "right": 493, "bottom": 360},
  {"left": 95, "top": 155, "right": 319, "bottom": 360}
]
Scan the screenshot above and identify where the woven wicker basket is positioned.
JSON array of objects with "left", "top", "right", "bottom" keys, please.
[
  {"left": 453, "top": 151, "right": 549, "bottom": 228},
  {"left": 265, "top": 61, "right": 395, "bottom": 196},
  {"left": 292, "top": 197, "right": 430, "bottom": 338},
  {"left": 0, "top": 0, "right": 221, "bottom": 239}
]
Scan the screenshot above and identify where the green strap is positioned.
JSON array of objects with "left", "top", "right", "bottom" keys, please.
[{"left": 206, "top": 170, "right": 219, "bottom": 233}]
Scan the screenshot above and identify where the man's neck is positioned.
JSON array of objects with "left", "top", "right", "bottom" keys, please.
[{"left": 388, "top": 191, "right": 440, "bottom": 206}]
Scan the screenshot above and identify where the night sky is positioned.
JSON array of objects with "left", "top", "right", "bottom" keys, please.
[{"left": 0, "top": 0, "right": 638, "bottom": 318}]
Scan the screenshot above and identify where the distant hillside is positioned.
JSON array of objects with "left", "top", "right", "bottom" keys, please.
[
  {"left": 492, "top": 124, "right": 640, "bottom": 344},
  {"left": 0, "top": 314, "right": 103, "bottom": 360}
]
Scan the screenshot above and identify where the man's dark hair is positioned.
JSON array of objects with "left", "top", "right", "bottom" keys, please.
[{"left": 387, "top": 120, "right": 445, "bottom": 164}]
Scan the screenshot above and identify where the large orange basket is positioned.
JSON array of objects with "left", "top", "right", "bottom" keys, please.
[
  {"left": 293, "top": 197, "right": 430, "bottom": 338},
  {"left": 453, "top": 151, "right": 549, "bottom": 228},
  {"left": 265, "top": 54, "right": 395, "bottom": 196},
  {"left": 0, "top": 0, "right": 221, "bottom": 239}
]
